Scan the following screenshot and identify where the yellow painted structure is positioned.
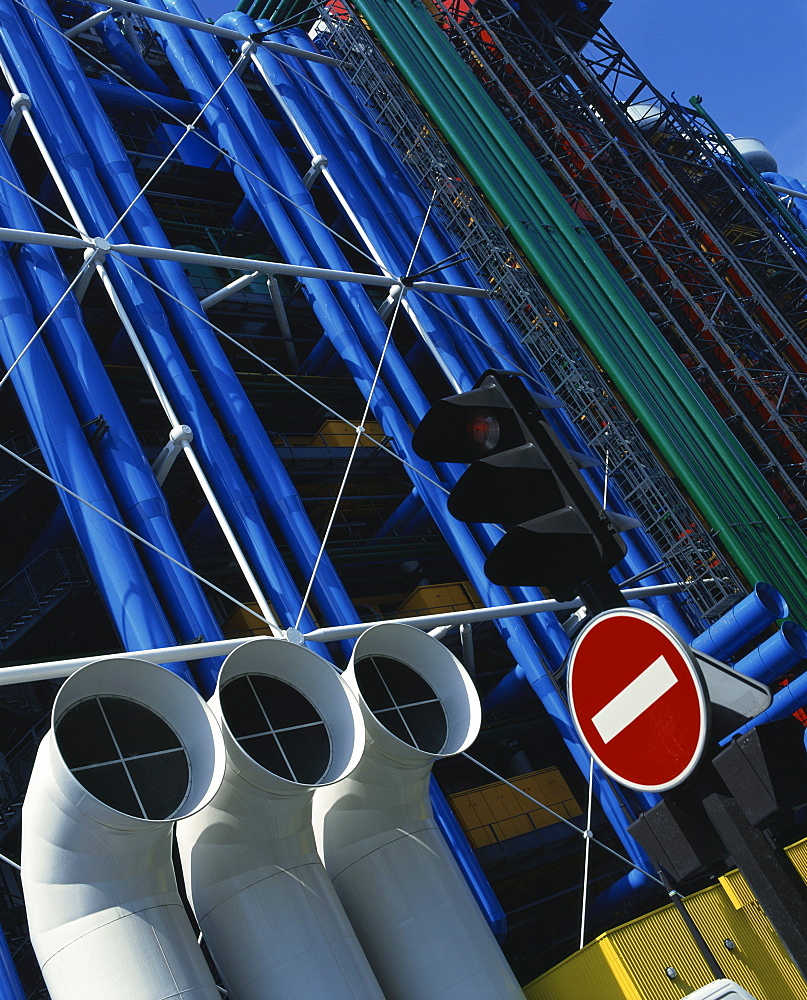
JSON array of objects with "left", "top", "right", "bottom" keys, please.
[
  {"left": 525, "top": 838, "right": 807, "bottom": 1000},
  {"left": 396, "top": 581, "right": 481, "bottom": 617},
  {"left": 310, "top": 419, "right": 385, "bottom": 447},
  {"left": 221, "top": 601, "right": 278, "bottom": 637},
  {"left": 449, "top": 768, "right": 582, "bottom": 849}
]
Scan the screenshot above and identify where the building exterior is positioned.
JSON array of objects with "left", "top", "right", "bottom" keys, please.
[{"left": 0, "top": 0, "right": 806, "bottom": 996}]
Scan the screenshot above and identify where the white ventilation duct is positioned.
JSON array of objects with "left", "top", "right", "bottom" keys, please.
[
  {"left": 22, "top": 657, "right": 226, "bottom": 1000},
  {"left": 176, "top": 637, "right": 385, "bottom": 1000},
  {"left": 314, "top": 622, "right": 524, "bottom": 1000}
]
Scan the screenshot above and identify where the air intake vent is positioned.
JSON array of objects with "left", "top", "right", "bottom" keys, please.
[
  {"left": 355, "top": 654, "right": 448, "bottom": 753},
  {"left": 220, "top": 674, "right": 332, "bottom": 784},
  {"left": 55, "top": 696, "right": 190, "bottom": 820}
]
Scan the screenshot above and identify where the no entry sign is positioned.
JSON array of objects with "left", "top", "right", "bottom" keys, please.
[{"left": 568, "top": 608, "right": 709, "bottom": 792}]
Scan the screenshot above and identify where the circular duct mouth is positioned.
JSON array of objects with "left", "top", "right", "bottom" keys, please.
[
  {"left": 354, "top": 654, "right": 448, "bottom": 754},
  {"left": 55, "top": 695, "right": 190, "bottom": 820},
  {"left": 220, "top": 673, "right": 332, "bottom": 785}
]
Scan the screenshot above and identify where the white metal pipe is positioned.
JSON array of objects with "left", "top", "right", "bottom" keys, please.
[
  {"left": 314, "top": 623, "right": 523, "bottom": 1000},
  {"left": 0, "top": 58, "right": 279, "bottom": 633},
  {"left": 110, "top": 242, "right": 491, "bottom": 295},
  {"left": 88, "top": 0, "right": 339, "bottom": 64},
  {"left": 2, "top": 92, "right": 31, "bottom": 148},
  {"left": 199, "top": 269, "right": 259, "bottom": 309},
  {"left": 302, "top": 152, "right": 328, "bottom": 189},
  {"left": 767, "top": 183, "right": 807, "bottom": 201},
  {"left": 94, "top": 262, "right": 281, "bottom": 632},
  {"left": 0, "top": 582, "right": 688, "bottom": 684},
  {"left": 22, "top": 657, "right": 226, "bottom": 1000},
  {"left": 0, "top": 225, "right": 90, "bottom": 250},
  {"left": 0, "top": 227, "right": 489, "bottom": 296},
  {"left": 176, "top": 639, "right": 384, "bottom": 1000},
  {"left": 63, "top": 7, "right": 113, "bottom": 38}
]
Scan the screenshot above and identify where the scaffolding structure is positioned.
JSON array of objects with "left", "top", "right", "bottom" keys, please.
[
  {"left": 317, "top": 4, "right": 744, "bottom": 622},
  {"left": 0, "top": 0, "right": 806, "bottom": 995}
]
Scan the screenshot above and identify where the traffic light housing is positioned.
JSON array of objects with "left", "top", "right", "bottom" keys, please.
[{"left": 412, "top": 370, "right": 637, "bottom": 602}]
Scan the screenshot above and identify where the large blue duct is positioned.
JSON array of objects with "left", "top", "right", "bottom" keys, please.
[
  {"left": 0, "top": 243, "right": 187, "bottom": 672},
  {"left": 136, "top": 0, "right": 654, "bottom": 871},
  {"left": 0, "top": 137, "right": 224, "bottom": 691},
  {"left": 4, "top": 0, "right": 319, "bottom": 651},
  {"left": 18, "top": 0, "right": 360, "bottom": 648},
  {"left": 0, "top": 929, "right": 23, "bottom": 1000}
]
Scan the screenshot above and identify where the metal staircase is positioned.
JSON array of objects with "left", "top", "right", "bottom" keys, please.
[
  {"left": 0, "top": 436, "right": 37, "bottom": 503},
  {"left": 0, "top": 549, "right": 89, "bottom": 652}
]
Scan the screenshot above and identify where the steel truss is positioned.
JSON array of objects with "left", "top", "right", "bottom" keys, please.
[
  {"left": 428, "top": 0, "right": 807, "bottom": 524},
  {"left": 314, "top": 5, "right": 744, "bottom": 624}
]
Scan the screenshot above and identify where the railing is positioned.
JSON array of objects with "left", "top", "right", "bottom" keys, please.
[
  {"left": 0, "top": 549, "right": 88, "bottom": 647},
  {"left": 0, "top": 715, "right": 49, "bottom": 835},
  {"left": 0, "top": 434, "right": 38, "bottom": 499}
]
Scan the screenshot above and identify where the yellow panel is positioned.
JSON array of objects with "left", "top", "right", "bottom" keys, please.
[
  {"left": 524, "top": 937, "right": 645, "bottom": 1000},
  {"left": 448, "top": 767, "right": 583, "bottom": 846},
  {"left": 525, "top": 872, "right": 807, "bottom": 1000},
  {"left": 221, "top": 601, "right": 276, "bottom": 637},
  {"left": 492, "top": 816, "right": 533, "bottom": 840},
  {"left": 786, "top": 837, "right": 807, "bottom": 882},
  {"left": 463, "top": 792, "right": 498, "bottom": 826},
  {"left": 397, "top": 581, "right": 481, "bottom": 614},
  {"left": 311, "top": 419, "right": 384, "bottom": 446},
  {"left": 467, "top": 827, "right": 496, "bottom": 849}
]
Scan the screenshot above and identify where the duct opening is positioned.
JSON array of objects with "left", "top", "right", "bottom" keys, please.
[
  {"left": 220, "top": 674, "right": 332, "bottom": 784},
  {"left": 55, "top": 696, "right": 190, "bottom": 820},
  {"left": 354, "top": 654, "right": 448, "bottom": 753}
]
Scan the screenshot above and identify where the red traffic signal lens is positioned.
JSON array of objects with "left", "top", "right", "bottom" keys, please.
[{"left": 468, "top": 411, "right": 500, "bottom": 453}]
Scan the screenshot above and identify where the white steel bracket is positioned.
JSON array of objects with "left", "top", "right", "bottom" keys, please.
[
  {"left": 302, "top": 154, "right": 327, "bottom": 190},
  {"left": 2, "top": 93, "right": 31, "bottom": 149},
  {"left": 152, "top": 424, "right": 194, "bottom": 484}
]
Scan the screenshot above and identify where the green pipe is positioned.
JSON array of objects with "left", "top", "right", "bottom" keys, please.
[{"left": 351, "top": 0, "right": 807, "bottom": 618}]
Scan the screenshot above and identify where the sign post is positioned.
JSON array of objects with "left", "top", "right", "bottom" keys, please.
[
  {"left": 569, "top": 608, "right": 807, "bottom": 978},
  {"left": 567, "top": 608, "right": 710, "bottom": 793}
]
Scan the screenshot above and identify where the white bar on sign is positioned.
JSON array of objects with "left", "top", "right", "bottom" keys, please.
[{"left": 592, "top": 655, "right": 678, "bottom": 744}]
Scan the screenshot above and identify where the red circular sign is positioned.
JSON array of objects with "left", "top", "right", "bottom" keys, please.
[{"left": 568, "top": 609, "right": 709, "bottom": 792}]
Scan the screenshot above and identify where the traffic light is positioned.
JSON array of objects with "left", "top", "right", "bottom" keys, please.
[{"left": 412, "top": 370, "right": 637, "bottom": 605}]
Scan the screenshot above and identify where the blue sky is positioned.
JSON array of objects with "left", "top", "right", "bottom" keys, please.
[{"left": 602, "top": 0, "right": 807, "bottom": 180}]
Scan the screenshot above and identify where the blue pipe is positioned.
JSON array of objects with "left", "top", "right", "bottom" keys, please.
[
  {"left": 9, "top": 0, "right": 319, "bottom": 654},
  {"left": 588, "top": 866, "right": 657, "bottom": 921},
  {"left": 722, "top": 672, "right": 807, "bottom": 741},
  {"left": 0, "top": 928, "right": 24, "bottom": 1000},
  {"left": 90, "top": 3, "right": 170, "bottom": 95},
  {"left": 20, "top": 0, "right": 355, "bottom": 648},
  {"left": 184, "top": 6, "right": 652, "bottom": 872},
  {"left": 734, "top": 620, "right": 807, "bottom": 685},
  {"left": 430, "top": 780, "right": 508, "bottom": 941},
  {"left": 371, "top": 489, "right": 422, "bottom": 540},
  {"left": 483, "top": 664, "right": 529, "bottom": 714},
  {"left": 196, "top": 5, "right": 658, "bottom": 859},
  {"left": 0, "top": 137, "right": 224, "bottom": 690},
  {"left": 89, "top": 76, "right": 197, "bottom": 120},
  {"left": 0, "top": 244, "right": 189, "bottom": 676},
  {"left": 262, "top": 22, "right": 696, "bottom": 646},
  {"left": 691, "top": 582, "right": 787, "bottom": 661},
  {"left": 762, "top": 172, "right": 807, "bottom": 231}
]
